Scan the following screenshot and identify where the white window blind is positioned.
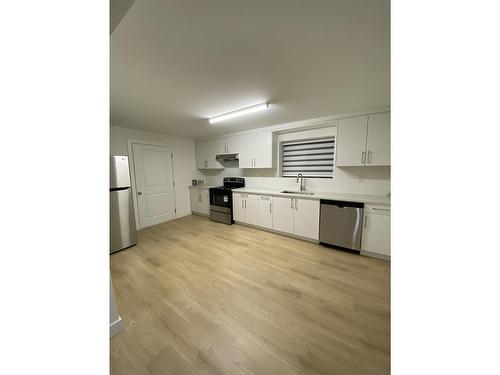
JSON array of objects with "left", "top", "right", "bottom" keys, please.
[{"left": 281, "top": 137, "right": 335, "bottom": 178}]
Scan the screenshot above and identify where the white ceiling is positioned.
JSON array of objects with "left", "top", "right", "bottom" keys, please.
[{"left": 111, "top": 0, "right": 390, "bottom": 139}]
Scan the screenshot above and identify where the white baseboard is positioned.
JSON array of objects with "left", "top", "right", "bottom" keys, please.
[
  {"left": 175, "top": 210, "right": 192, "bottom": 219},
  {"left": 110, "top": 316, "right": 123, "bottom": 337},
  {"left": 361, "top": 250, "right": 390, "bottom": 261},
  {"left": 234, "top": 221, "right": 319, "bottom": 244}
]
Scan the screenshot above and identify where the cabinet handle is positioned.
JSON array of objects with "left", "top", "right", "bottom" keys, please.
[
  {"left": 295, "top": 198, "right": 298, "bottom": 210},
  {"left": 290, "top": 198, "right": 293, "bottom": 209},
  {"left": 242, "top": 200, "right": 244, "bottom": 208},
  {"left": 364, "top": 215, "right": 368, "bottom": 228},
  {"left": 367, "top": 151, "right": 372, "bottom": 164},
  {"left": 244, "top": 199, "right": 247, "bottom": 208},
  {"left": 361, "top": 151, "right": 366, "bottom": 164},
  {"left": 269, "top": 202, "right": 272, "bottom": 213}
]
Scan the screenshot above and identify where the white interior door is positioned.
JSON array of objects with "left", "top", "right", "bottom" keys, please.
[{"left": 132, "top": 143, "right": 176, "bottom": 229}]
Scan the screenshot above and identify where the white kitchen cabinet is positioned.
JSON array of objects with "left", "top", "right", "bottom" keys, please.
[
  {"left": 239, "top": 130, "right": 274, "bottom": 168},
  {"left": 293, "top": 198, "right": 320, "bottom": 240},
  {"left": 252, "top": 130, "right": 273, "bottom": 168},
  {"left": 365, "top": 112, "right": 390, "bottom": 166},
  {"left": 233, "top": 193, "right": 244, "bottom": 222},
  {"left": 336, "top": 112, "right": 390, "bottom": 167},
  {"left": 272, "top": 196, "right": 319, "bottom": 240},
  {"left": 219, "top": 134, "right": 246, "bottom": 154},
  {"left": 272, "top": 196, "right": 295, "bottom": 234},
  {"left": 361, "top": 204, "right": 390, "bottom": 258},
  {"left": 336, "top": 116, "right": 368, "bottom": 166},
  {"left": 244, "top": 196, "right": 259, "bottom": 226},
  {"left": 232, "top": 193, "right": 259, "bottom": 225},
  {"left": 189, "top": 188, "right": 210, "bottom": 215},
  {"left": 195, "top": 141, "right": 208, "bottom": 169},
  {"left": 258, "top": 196, "right": 273, "bottom": 229},
  {"left": 196, "top": 130, "right": 274, "bottom": 169},
  {"left": 195, "top": 140, "right": 223, "bottom": 169}
]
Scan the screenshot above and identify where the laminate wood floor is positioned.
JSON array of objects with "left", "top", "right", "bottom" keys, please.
[{"left": 111, "top": 215, "right": 390, "bottom": 375}]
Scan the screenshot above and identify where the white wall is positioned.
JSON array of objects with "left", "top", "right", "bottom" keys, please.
[
  {"left": 199, "top": 126, "right": 390, "bottom": 195},
  {"left": 110, "top": 125, "right": 202, "bottom": 217}
]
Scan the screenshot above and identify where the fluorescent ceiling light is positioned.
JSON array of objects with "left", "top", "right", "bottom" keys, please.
[{"left": 209, "top": 102, "right": 269, "bottom": 124}]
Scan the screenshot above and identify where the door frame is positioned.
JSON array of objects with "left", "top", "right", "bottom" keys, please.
[{"left": 127, "top": 139, "right": 177, "bottom": 230}]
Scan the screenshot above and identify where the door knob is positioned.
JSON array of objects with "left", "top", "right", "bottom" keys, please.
[{"left": 138, "top": 192, "right": 142, "bottom": 195}]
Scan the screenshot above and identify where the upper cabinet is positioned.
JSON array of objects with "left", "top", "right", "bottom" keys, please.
[
  {"left": 195, "top": 140, "right": 223, "bottom": 169},
  {"left": 336, "top": 112, "right": 390, "bottom": 167},
  {"left": 365, "top": 113, "right": 390, "bottom": 166},
  {"left": 196, "top": 130, "right": 275, "bottom": 170},
  {"left": 239, "top": 130, "right": 274, "bottom": 168}
]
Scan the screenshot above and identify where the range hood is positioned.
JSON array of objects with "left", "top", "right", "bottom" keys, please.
[{"left": 216, "top": 153, "right": 239, "bottom": 161}]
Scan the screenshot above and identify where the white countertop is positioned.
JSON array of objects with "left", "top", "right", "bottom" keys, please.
[
  {"left": 232, "top": 187, "right": 390, "bottom": 205},
  {"left": 189, "top": 185, "right": 218, "bottom": 190}
]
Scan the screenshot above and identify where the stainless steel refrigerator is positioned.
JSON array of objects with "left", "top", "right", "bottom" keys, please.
[{"left": 110, "top": 156, "right": 137, "bottom": 253}]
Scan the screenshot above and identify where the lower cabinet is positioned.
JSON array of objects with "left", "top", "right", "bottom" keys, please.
[
  {"left": 361, "top": 204, "right": 390, "bottom": 257},
  {"left": 292, "top": 198, "right": 320, "bottom": 239},
  {"left": 233, "top": 193, "right": 272, "bottom": 228},
  {"left": 272, "top": 196, "right": 320, "bottom": 240},
  {"left": 258, "top": 196, "right": 273, "bottom": 229},
  {"left": 272, "top": 196, "right": 294, "bottom": 234},
  {"left": 189, "top": 188, "right": 210, "bottom": 215}
]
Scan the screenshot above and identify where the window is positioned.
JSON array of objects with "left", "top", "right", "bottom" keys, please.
[{"left": 281, "top": 137, "right": 335, "bottom": 178}]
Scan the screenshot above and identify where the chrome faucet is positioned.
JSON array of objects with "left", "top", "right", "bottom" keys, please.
[{"left": 296, "top": 173, "right": 305, "bottom": 191}]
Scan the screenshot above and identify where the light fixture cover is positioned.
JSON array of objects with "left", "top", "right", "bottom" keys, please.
[{"left": 209, "top": 102, "right": 269, "bottom": 124}]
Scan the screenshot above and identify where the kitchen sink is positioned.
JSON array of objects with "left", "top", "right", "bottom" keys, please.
[{"left": 281, "top": 190, "right": 314, "bottom": 195}]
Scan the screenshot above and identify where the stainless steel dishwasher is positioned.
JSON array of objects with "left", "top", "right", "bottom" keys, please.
[{"left": 319, "top": 200, "right": 364, "bottom": 251}]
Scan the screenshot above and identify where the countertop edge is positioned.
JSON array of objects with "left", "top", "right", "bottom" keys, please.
[
  {"left": 231, "top": 187, "right": 390, "bottom": 205},
  {"left": 188, "top": 185, "right": 217, "bottom": 190}
]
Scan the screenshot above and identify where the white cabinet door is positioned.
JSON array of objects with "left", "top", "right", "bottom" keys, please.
[
  {"left": 190, "top": 189, "right": 200, "bottom": 213},
  {"left": 272, "top": 196, "right": 294, "bottom": 234},
  {"left": 199, "top": 189, "right": 210, "bottom": 215},
  {"left": 226, "top": 134, "right": 245, "bottom": 154},
  {"left": 232, "top": 193, "right": 244, "bottom": 222},
  {"left": 238, "top": 137, "right": 253, "bottom": 168},
  {"left": 252, "top": 130, "right": 273, "bottom": 168},
  {"left": 213, "top": 138, "right": 227, "bottom": 155},
  {"left": 293, "top": 198, "right": 320, "bottom": 240},
  {"left": 206, "top": 139, "right": 223, "bottom": 169},
  {"left": 258, "top": 196, "right": 273, "bottom": 229},
  {"left": 366, "top": 112, "right": 390, "bottom": 166},
  {"left": 195, "top": 141, "right": 208, "bottom": 169},
  {"left": 244, "top": 196, "right": 259, "bottom": 226},
  {"left": 361, "top": 212, "right": 390, "bottom": 256},
  {"left": 336, "top": 116, "right": 368, "bottom": 166}
]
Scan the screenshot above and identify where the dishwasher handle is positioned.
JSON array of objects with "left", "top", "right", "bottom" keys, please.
[{"left": 320, "top": 199, "right": 364, "bottom": 209}]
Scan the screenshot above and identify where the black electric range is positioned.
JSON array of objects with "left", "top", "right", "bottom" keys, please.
[{"left": 209, "top": 177, "right": 245, "bottom": 224}]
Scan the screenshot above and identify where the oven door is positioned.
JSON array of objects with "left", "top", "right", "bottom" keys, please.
[{"left": 209, "top": 188, "right": 232, "bottom": 208}]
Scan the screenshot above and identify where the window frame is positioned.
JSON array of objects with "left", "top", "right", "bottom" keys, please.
[{"left": 279, "top": 136, "right": 335, "bottom": 179}]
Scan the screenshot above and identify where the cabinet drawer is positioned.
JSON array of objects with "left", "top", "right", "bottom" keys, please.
[{"left": 365, "top": 204, "right": 390, "bottom": 215}]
